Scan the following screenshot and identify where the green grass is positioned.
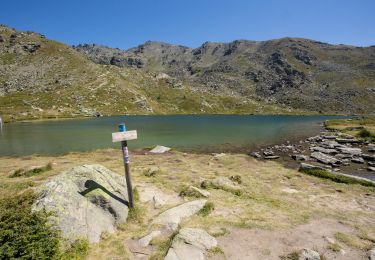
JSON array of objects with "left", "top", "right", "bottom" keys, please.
[
  {"left": 179, "top": 185, "right": 205, "bottom": 198},
  {"left": 198, "top": 201, "right": 215, "bottom": 217},
  {"left": 9, "top": 163, "right": 52, "bottom": 178},
  {"left": 300, "top": 168, "right": 375, "bottom": 188},
  {"left": 280, "top": 251, "right": 300, "bottom": 260}
]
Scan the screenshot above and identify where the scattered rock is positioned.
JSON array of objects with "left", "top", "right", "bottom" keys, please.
[
  {"left": 32, "top": 164, "right": 128, "bottom": 243},
  {"left": 263, "top": 150, "right": 274, "bottom": 156},
  {"left": 299, "top": 163, "right": 325, "bottom": 171},
  {"left": 213, "top": 153, "right": 226, "bottom": 158},
  {"left": 369, "top": 162, "right": 375, "bottom": 167},
  {"left": 363, "top": 154, "right": 375, "bottom": 161},
  {"left": 351, "top": 157, "right": 365, "bottom": 164},
  {"left": 264, "top": 155, "right": 280, "bottom": 160},
  {"left": 249, "top": 151, "right": 262, "bottom": 158},
  {"left": 310, "top": 152, "right": 340, "bottom": 165},
  {"left": 336, "top": 138, "right": 361, "bottom": 144},
  {"left": 292, "top": 154, "right": 309, "bottom": 161},
  {"left": 369, "top": 145, "right": 375, "bottom": 153},
  {"left": 152, "top": 199, "right": 207, "bottom": 230},
  {"left": 165, "top": 228, "right": 217, "bottom": 260},
  {"left": 302, "top": 248, "right": 321, "bottom": 260},
  {"left": 311, "top": 146, "right": 337, "bottom": 155},
  {"left": 138, "top": 230, "right": 161, "bottom": 247},
  {"left": 149, "top": 145, "right": 171, "bottom": 154},
  {"left": 338, "top": 147, "right": 362, "bottom": 156},
  {"left": 368, "top": 166, "right": 375, "bottom": 172}
]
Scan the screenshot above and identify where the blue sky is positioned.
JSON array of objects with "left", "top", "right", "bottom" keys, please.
[{"left": 1, "top": 0, "right": 374, "bottom": 49}]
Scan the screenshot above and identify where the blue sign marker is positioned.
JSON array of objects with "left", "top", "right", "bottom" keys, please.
[{"left": 119, "top": 123, "right": 126, "bottom": 132}]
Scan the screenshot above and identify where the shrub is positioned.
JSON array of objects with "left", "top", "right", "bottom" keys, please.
[
  {"left": 198, "top": 202, "right": 214, "bottom": 217},
  {"left": 358, "top": 129, "right": 371, "bottom": 138},
  {"left": 0, "top": 191, "right": 60, "bottom": 259}
]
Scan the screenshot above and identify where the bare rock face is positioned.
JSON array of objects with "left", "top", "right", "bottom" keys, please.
[
  {"left": 165, "top": 228, "right": 217, "bottom": 260},
  {"left": 32, "top": 164, "right": 129, "bottom": 243}
]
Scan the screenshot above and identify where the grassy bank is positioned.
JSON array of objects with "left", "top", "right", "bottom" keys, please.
[{"left": 325, "top": 117, "right": 375, "bottom": 141}]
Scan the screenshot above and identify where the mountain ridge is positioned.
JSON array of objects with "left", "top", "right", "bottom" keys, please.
[{"left": 1, "top": 25, "right": 375, "bottom": 122}]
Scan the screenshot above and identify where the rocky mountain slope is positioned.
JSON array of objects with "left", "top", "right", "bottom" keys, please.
[
  {"left": 1, "top": 24, "right": 374, "bottom": 122},
  {"left": 0, "top": 25, "right": 300, "bottom": 122},
  {"left": 75, "top": 39, "right": 375, "bottom": 114}
]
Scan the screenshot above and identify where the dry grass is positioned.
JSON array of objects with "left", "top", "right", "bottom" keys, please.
[{"left": 0, "top": 149, "right": 374, "bottom": 258}]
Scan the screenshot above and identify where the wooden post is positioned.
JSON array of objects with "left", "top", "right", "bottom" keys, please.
[{"left": 112, "top": 123, "right": 137, "bottom": 208}]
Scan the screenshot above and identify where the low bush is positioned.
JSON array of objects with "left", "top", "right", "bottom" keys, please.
[{"left": 0, "top": 191, "right": 60, "bottom": 259}]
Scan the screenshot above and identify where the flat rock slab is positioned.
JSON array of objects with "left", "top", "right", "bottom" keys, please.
[
  {"left": 152, "top": 199, "right": 207, "bottom": 231},
  {"left": 149, "top": 145, "right": 171, "bottom": 154},
  {"left": 311, "top": 152, "right": 340, "bottom": 165},
  {"left": 338, "top": 147, "right": 362, "bottom": 155},
  {"left": 32, "top": 164, "right": 129, "bottom": 243},
  {"left": 165, "top": 228, "right": 217, "bottom": 260}
]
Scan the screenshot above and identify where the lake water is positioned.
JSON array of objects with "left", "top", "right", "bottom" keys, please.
[{"left": 0, "top": 115, "right": 343, "bottom": 156}]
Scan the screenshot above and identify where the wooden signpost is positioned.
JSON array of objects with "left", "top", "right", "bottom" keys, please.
[{"left": 112, "top": 123, "right": 137, "bottom": 208}]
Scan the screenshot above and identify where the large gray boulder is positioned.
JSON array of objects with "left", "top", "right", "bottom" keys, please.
[
  {"left": 152, "top": 199, "right": 207, "bottom": 231},
  {"left": 164, "top": 228, "right": 217, "bottom": 260},
  {"left": 32, "top": 164, "right": 129, "bottom": 243}
]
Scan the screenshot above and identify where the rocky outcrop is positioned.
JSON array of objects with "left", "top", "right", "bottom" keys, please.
[
  {"left": 310, "top": 152, "right": 340, "bottom": 165},
  {"left": 165, "top": 228, "right": 217, "bottom": 260},
  {"left": 32, "top": 164, "right": 129, "bottom": 243}
]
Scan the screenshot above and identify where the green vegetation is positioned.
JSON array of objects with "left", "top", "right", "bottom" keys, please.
[
  {"left": 300, "top": 168, "right": 375, "bottom": 188},
  {"left": 325, "top": 117, "right": 375, "bottom": 141},
  {"left": 334, "top": 232, "right": 373, "bottom": 250},
  {"left": 0, "top": 191, "right": 60, "bottom": 259},
  {"left": 61, "top": 238, "right": 89, "bottom": 260},
  {"left": 198, "top": 201, "right": 215, "bottom": 217},
  {"left": 9, "top": 163, "right": 52, "bottom": 178},
  {"left": 280, "top": 251, "right": 300, "bottom": 260},
  {"left": 179, "top": 185, "right": 205, "bottom": 198}
]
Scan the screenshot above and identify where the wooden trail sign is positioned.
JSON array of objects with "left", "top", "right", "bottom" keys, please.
[{"left": 112, "top": 123, "right": 137, "bottom": 208}]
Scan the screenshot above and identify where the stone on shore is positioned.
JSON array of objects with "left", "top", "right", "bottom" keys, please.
[
  {"left": 310, "top": 152, "right": 340, "bottom": 165},
  {"left": 249, "top": 151, "right": 262, "bottom": 158},
  {"left": 351, "top": 157, "right": 365, "bottom": 164},
  {"left": 362, "top": 154, "right": 375, "bottom": 161},
  {"left": 32, "top": 164, "right": 129, "bottom": 243},
  {"left": 150, "top": 145, "right": 171, "bottom": 154},
  {"left": 299, "top": 163, "right": 325, "bottom": 171},
  {"left": 264, "top": 155, "right": 280, "bottom": 160},
  {"left": 292, "top": 154, "right": 310, "bottom": 161},
  {"left": 152, "top": 199, "right": 207, "bottom": 231},
  {"left": 338, "top": 147, "right": 362, "bottom": 156},
  {"left": 368, "top": 166, "right": 375, "bottom": 172},
  {"left": 165, "top": 228, "right": 217, "bottom": 260},
  {"left": 310, "top": 146, "right": 337, "bottom": 155},
  {"left": 369, "top": 145, "right": 375, "bottom": 153}
]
